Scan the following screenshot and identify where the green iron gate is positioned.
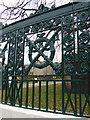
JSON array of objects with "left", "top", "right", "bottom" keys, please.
[{"left": 0, "top": 2, "right": 90, "bottom": 118}]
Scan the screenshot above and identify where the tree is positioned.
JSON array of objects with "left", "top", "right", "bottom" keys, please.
[
  {"left": 0, "top": 0, "right": 56, "bottom": 24},
  {"left": 0, "top": 0, "right": 71, "bottom": 24}
]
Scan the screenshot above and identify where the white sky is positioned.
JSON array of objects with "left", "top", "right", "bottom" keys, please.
[{"left": 0, "top": 0, "right": 72, "bottom": 24}]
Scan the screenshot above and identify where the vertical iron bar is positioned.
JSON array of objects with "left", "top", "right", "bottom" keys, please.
[
  {"left": 13, "top": 79, "right": 15, "bottom": 105},
  {"left": 72, "top": 11, "right": 77, "bottom": 115},
  {"left": 39, "top": 80, "right": 41, "bottom": 110},
  {"left": 7, "top": 35, "right": 14, "bottom": 105},
  {"left": 46, "top": 81, "right": 48, "bottom": 111},
  {"left": 1, "top": 80, "right": 3, "bottom": 103},
  {"left": 20, "top": 80, "right": 23, "bottom": 107},
  {"left": 10, "top": 31, "right": 17, "bottom": 106},
  {"left": 77, "top": 16, "right": 82, "bottom": 116},
  {"left": 88, "top": 46, "right": 90, "bottom": 115},
  {"left": 5, "top": 71, "right": 7, "bottom": 103},
  {"left": 32, "top": 80, "right": 35, "bottom": 109},
  {"left": 26, "top": 81, "right": 28, "bottom": 108},
  {"left": 5, "top": 41, "right": 10, "bottom": 104},
  {"left": 11, "top": 81, "right": 14, "bottom": 105},
  {"left": 79, "top": 81, "right": 82, "bottom": 116},
  {"left": 14, "top": 32, "right": 17, "bottom": 106},
  {"left": 61, "top": 19, "right": 64, "bottom": 113},
  {"left": 20, "top": 29, "right": 25, "bottom": 107},
  {"left": 54, "top": 81, "right": 56, "bottom": 112}
]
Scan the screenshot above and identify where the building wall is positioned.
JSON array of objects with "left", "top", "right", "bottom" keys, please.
[
  {"left": 26, "top": 61, "right": 56, "bottom": 75},
  {"left": 33, "top": 65, "right": 55, "bottom": 75}
]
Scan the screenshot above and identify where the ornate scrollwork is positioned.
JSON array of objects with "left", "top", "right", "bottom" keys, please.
[
  {"left": 63, "top": 15, "right": 73, "bottom": 33},
  {"left": 63, "top": 15, "right": 73, "bottom": 25},
  {"left": 80, "top": 64, "right": 88, "bottom": 74},
  {"left": 78, "top": 10, "right": 89, "bottom": 74},
  {"left": 31, "top": 19, "right": 54, "bottom": 33},
  {"left": 80, "top": 52, "right": 88, "bottom": 62},
  {"left": 78, "top": 22, "right": 87, "bottom": 31},
  {"left": 1, "top": 3, "right": 89, "bottom": 78},
  {"left": 79, "top": 44, "right": 88, "bottom": 52},
  {"left": 65, "top": 64, "right": 74, "bottom": 74},
  {"left": 30, "top": 4, "right": 55, "bottom": 17},
  {"left": 62, "top": 14, "right": 74, "bottom": 74},
  {"left": 79, "top": 31, "right": 89, "bottom": 44},
  {"left": 64, "top": 54, "right": 74, "bottom": 64},
  {"left": 63, "top": 34, "right": 74, "bottom": 47},
  {"left": 8, "top": 69, "right": 13, "bottom": 76},
  {"left": 77, "top": 11, "right": 89, "bottom": 20}
]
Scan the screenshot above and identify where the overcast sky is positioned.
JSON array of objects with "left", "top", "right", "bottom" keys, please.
[{"left": 0, "top": 0, "right": 71, "bottom": 24}]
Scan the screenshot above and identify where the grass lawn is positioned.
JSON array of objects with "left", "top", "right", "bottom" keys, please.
[{"left": 2, "top": 83, "right": 90, "bottom": 115}]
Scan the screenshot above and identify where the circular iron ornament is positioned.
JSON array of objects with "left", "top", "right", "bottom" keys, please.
[
  {"left": 77, "top": 11, "right": 89, "bottom": 20},
  {"left": 64, "top": 54, "right": 74, "bottom": 64},
  {"left": 78, "top": 22, "right": 87, "bottom": 31},
  {"left": 80, "top": 52, "right": 88, "bottom": 62},
  {"left": 63, "top": 35, "right": 74, "bottom": 47},
  {"left": 80, "top": 64, "right": 88, "bottom": 74},
  {"left": 79, "top": 31, "right": 90, "bottom": 44},
  {"left": 64, "top": 24, "right": 73, "bottom": 33},
  {"left": 28, "top": 37, "right": 55, "bottom": 69},
  {"left": 8, "top": 69, "right": 13, "bottom": 76},
  {"left": 79, "top": 44, "right": 88, "bottom": 52},
  {"left": 63, "top": 15, "right": 73, "bottom": 24},
  {"left": 65, "top": 64, "right": 74, "bottom": 74}
]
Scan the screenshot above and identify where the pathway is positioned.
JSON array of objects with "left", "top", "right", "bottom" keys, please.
[{"left": 0, "top": 104, "right": 81, "bottom": 119}]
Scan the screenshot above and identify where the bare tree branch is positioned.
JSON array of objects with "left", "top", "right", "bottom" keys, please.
[
  {"left": 0, "top": 0, "right": 38, "bottom": 22},
  {"left": 0, "top": 0, "right": 56, "bottom": 24}
]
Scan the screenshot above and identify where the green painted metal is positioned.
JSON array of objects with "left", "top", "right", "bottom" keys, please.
[
  {"left": 39, "top": 81, "right": 41, "bottom": 110},
  {"left": 46, "top": 81, "right": 48, "bottom": 111},
  {"left": 32, "top": 81, "right": 35, "bottom": 109},
  {"left": 1, "top": 2, "right": 90, "bottom": 118},
  {"left": 54, "top": 81, "right": 56, "bottom": 112},
  {"left": 26, "top": 81, "right": 28, "bottom": 108}
]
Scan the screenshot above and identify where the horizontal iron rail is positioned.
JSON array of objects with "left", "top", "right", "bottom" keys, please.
[
  {"left": 0, "top": 2, "right": 90, "bottom": 37},
  {"left": 7, "top": 73, "right": 90, "bottom": 77},
  {"left": 2, "top": 79, "right": 90, "bottom": 82}
]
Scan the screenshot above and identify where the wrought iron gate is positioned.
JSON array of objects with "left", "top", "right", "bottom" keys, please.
[{"left": 0, "top": 2, "right": 90, "bottom": 118}]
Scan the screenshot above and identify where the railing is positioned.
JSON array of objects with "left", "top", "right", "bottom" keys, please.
[
  {"left": 2, "top": 77, "right": 90, "bottom": 117},
  {"left": 1, "top": 2, "right": 90, "bottom": 118}
]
